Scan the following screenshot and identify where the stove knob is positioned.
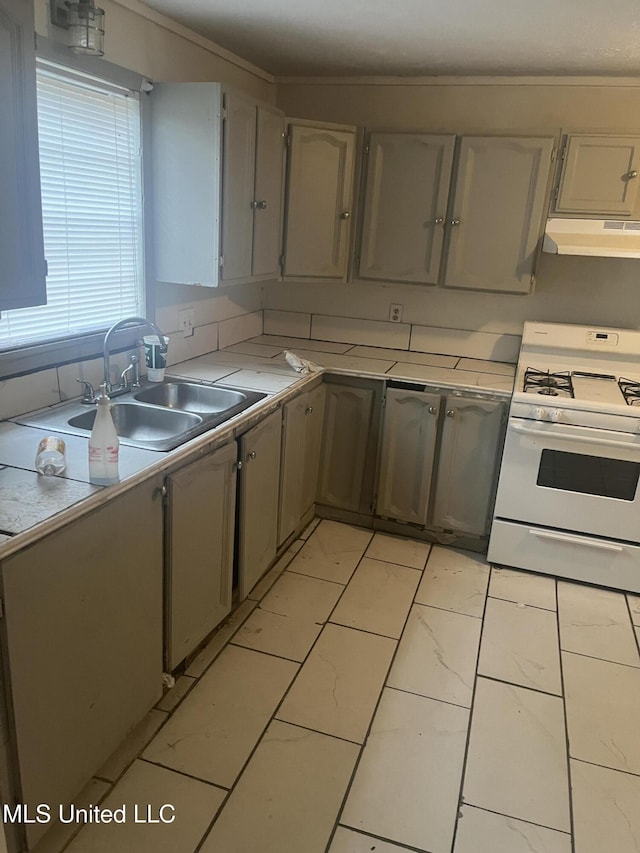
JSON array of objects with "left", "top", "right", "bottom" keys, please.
[
  {"left": 531, "top": 406, "right": 546, "bottom": 420},
  {"left": 549, "top": 409, "right": 562, "bottom": 422}
]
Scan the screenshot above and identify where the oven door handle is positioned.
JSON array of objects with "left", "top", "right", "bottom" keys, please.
[
  {"left": 511, "top": 422, "right": 640, "bottom": 451},
  {"left": 529, "top": 529, "right": 624, "bottom": 553}
]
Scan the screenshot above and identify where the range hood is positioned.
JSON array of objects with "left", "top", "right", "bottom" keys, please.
[{"left": 543, "top": 218, "right": 640, "bottom": 258}]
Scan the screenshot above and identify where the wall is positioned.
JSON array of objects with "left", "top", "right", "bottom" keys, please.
[{"left": 268, "top": 79, "right": 640, "bottom": 347}]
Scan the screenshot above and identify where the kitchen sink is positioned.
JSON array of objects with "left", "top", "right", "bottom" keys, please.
[
  {"left": 68, "top": 403, "right": 203, "bottom": 448},
  {"left": 134, "top": 382, "right": 248, "bottom": 415},
  {"left": 15, "top": 381, "right": 267, "bottom": 451}
]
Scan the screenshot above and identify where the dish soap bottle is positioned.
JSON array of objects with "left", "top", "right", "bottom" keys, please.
[{"left": 89, "top": 383, "right": 119, "bottom": 485}]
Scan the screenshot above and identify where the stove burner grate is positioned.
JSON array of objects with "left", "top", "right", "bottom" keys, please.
[
  {"left": 523, "top": 368, "right": 574, "bottom": 398},
  {"left": 618, "top": 377, "right": 640, "bottom": 406}
]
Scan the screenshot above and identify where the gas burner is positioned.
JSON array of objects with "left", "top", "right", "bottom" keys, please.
[
  {"left": 523, "top": 368, "right": 574, "bottom": 398},
  {"left": 618, "top": 378, "right": 640, "bottom": 406}
]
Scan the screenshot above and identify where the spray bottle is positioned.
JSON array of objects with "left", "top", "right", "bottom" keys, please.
[{"left": 88, "top": 383, "right": 119, "bottom": 485}]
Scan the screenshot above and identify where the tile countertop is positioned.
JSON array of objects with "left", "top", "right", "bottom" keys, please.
[{"left": 0, "top": 338, "right": 514, "bottom": 556}]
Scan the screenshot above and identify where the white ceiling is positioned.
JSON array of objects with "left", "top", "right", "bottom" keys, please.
[{"left": 139, "top": 0, "right": 640, "bottom": 78}]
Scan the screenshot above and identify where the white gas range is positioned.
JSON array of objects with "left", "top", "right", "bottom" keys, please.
[{"left": 487, "top": 321, "right": 640, "bottom": 593}]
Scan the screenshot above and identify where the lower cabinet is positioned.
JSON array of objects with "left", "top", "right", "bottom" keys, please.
[
  {"left": 376, "top": 387, "right": 441, "bottom": 525},
  {"left": 317, "top": 376, "right": 383, "bottom": 514},
  {"left": 376, "top": 385, "right": 507, "bottom": 537},
  {"left": 278, "top": 382, "right": 326, "bottom": 545},
  {"left": 1, "top": 476, "right": 164, "bottom": 849},
  {"left": 432, "top": 395, "right": 506, "bottom": 535},
  {"left": 165, "top": 441, "right": 237, "bottom": 671},
  {"left": 238, "top": 409, "right": 282, "bottom": 599}
]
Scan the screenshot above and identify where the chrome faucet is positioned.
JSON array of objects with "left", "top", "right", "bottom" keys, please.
[{"left": 103, "top": 316, "right": 165, "bottom": 397}]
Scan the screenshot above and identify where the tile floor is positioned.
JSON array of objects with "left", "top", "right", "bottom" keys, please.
[{"left": 39, "top": 519, "right": 640, "bottom": 853}]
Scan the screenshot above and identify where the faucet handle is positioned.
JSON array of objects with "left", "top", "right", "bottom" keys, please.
[{"left": 76, "top": 378, "right": 96, "bottom": 404}]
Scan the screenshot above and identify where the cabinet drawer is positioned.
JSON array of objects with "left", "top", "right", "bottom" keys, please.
[{"left": 488, "top": 519, "right": 640, "bottom": 594}]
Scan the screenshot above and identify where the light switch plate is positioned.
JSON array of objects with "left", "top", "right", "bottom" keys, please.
[{"left": 178, "top": 308, "right": 194, "bottom": 338}]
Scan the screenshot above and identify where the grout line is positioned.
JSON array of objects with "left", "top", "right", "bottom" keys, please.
[
  {"left": 270, "top": 717, "right": 363, "bottom": 747},
  {"left": 360, "top": 553, "right": 424, "bottom": 572},
  {"left": 461, "top": 802, "right": 573, "bottom": 836},
  {"left": 412, "top": 600, "right": 483, "bottom": 620},
  {"left": 447, "top": 557, "right": 491, "bottom": 853},
  {"left": 569, "top": 756, "right": 640, "bottom": 779},
  {"left": 476, "top": 673, "right": 564, "bottom": 700},
  {"left": 333, "top": 824, "right": 431, "bottom": 852},
  {"left": 560, "top": 648, "right": 640, "bottom": 670},
  {"left": 555, "top": 577, "right": 577, "bottom": 853},
  {"left": 228, "top": 639, "right": 305, "bottom": 665},
  {"left": 385, "top": 683, "right": 472, "bottom": 711},
  {"left": 137, "top": 756, "right": 230, "bottom": 791},
  {"left": 487, "top": 591, "right": 557, "bottom": 613}
]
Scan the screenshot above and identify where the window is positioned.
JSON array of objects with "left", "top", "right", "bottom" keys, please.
[{"left": 0, "top": 61, "right": 144, "bottom": 351}]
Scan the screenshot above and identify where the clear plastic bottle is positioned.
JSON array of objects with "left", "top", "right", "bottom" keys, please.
[
  {"left": 88, "top": 384, "right": 120, "bottom": 486},
  {"left": 35, "top": 436, "right": 66, "bottom": 476}
]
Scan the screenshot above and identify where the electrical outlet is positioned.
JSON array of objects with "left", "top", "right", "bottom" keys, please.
[
  {"left": 178, "top": 308, "right": 194, "bottom": 338},
  {"left": 389, "top": 303, "right": 403, "bottom": 323}
]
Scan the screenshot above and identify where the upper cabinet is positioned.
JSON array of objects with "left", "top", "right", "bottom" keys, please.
[
  {"left": 358, "top": 132, "right": 455, "bottom": 285},
  {"left": 151, "top": 83, "right": 285, "bottom": 288},
  {"left": 282, "top": 122, "right": 356, "bottom": 280},
  {"left": 0, "top": 0, "right": 47, "bottom": 311},
  {"left": 554, "top": 134, "right": 640, "bottom": 217},
  {"left": 443, "top": 136, "right": 554, "bottom": 294}
]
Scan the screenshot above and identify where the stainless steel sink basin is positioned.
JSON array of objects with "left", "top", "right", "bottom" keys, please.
[
  {"left": 15, "top": 381, "right": 267, "bottom": 451},
  {"left": 134, "top": 382, "right": 248, "bottom": 415},
  {"left": 68, "top": 403, "right": 202, "bottom": 448}
]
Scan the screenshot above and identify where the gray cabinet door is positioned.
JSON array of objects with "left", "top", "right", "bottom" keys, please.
[
  {"left": 221, "top": 90, "right": 257, "bottom": 282},
  {"left": 2, "top": 477, "right": 164, "bottom": 848},
  {"left": 252, "top": 105, "right": 285, "bottom": 277},
  {"left": 359, "top": 133, "right": 455, "bottom": 284},
  {"left": 166, "top": 442, "right": 237, "bottom": 671},
  {"left": 556, "top": 134, "right": 640, "bottom": 217},
  {"left": 278, "top": 393, "right": 307, "bottom": 546},
  {"left": 0, "top": 0, "right": 46, "bottom": 310},
  {"left": 376, "top": 387, "right": 441, "bottom": 524},
  {"left": 283, "top": 124, "right": 356, "bottom": 279},
  {"left": 239, "top": 409, "right": 282, "bottom": 598},
  {"left": 151, "top": 83, "right": 222, "bottom": 287},
  {"left": 443, "top": 136, "right": 554, "bottom": 294},
  {"left": 301, "top": 383, "right": 326, "bottom": 514},
  {"left": 432, "top": 396, "right": 506, "bottom": 536},
  {"left": 318, "top": 378, "right": 382, "bottom": 514}
]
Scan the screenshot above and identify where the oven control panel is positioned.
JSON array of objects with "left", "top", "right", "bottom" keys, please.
[
  {"left": 531, "top": 406, "right": 562, "bottom": 421},
  {"left": 586, "top": 330, "right": 619, "bottom": 346}
]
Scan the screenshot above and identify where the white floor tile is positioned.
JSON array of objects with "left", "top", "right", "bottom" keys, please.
[
  {"left": 416, "top": 546, "right": 490, "bottom": 618},
  {"left": 330, "top": 558, "right": 420, "bottom": 639},
  {"left": 277, "top": 623, "right": 395, "bottom": 742},
  {"left": 627, "top": 594, "right": 640, "bottom": 626},
  {"left": 387, "top": 604, "right": 481, "bottom": 707},
  {"left": 341, "top": 688, "right": 468, "bottom": 853},
  {"left": 478, "top": 597, "right": 562, "bottom": 694},
  {"left": 571, "top": 759, "right": 640, "bottom": 853},
  {"left": 558, "top": 581, "right": 639, "bottom": 666},
  {"left": 454, "top": 805, "right": 571, "bottom": 853},
  {"left": 288, "top": 519, "right": 372, "bottom": 584},
  {"left": 199, "top": 721, "right": 358, "bottom": 853},
  {"left": 97, "top": 709, "right": 168, "bottom": 783},
  {"left": 233, "top": 571, "right": 343, "bottom": 661},
  {"left": 143, "top": 646, "right": 297, "bottom": 788},
  {"left": 489, "top": 566, "right": 556, "bottom": 611},
  {"left": 366, "top": 532, "right": 431, "bottom": 570},
  {"left": 329, "top": 826, "right": 410, "bottom": 853},
  {"left": 65, "top": 760, "right": 225, "bottom": 853},
  {"left": 463, "top": 678, "right": 570, "bottom": 832},
  {"left": 563, "top": 651, "right": 640, "bottom": 774}
]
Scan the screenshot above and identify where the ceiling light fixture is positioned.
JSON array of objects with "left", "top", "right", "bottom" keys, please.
[{"left": 50, "top": 0, "right": 105, "bottom": 57}]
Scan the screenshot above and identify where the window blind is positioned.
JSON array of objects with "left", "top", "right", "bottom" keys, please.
[{"left": 0, "top": 62, "right": 143, "bottom": 350}]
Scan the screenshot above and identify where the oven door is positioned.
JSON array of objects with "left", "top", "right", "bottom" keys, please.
[{"left": 494, "top": 418, "right": 640, "bottom": 542}]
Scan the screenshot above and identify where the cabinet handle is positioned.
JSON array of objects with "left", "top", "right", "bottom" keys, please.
[
  {"left": 305, "top": 406, "right": 313, "bottom": 415},
  {"left": 251, "top": 200, "right": 268, "bottom": 209},
  {"left": 450, "top": 219, "right": 461, "bottom": 226},
  {"left": 340, "top": 211, "right": 351, "bottom": 220},
  {"left": 446, "top": 409, "right": 455, "bottom": 417},
  {"left": 235, "top": 460, "right": 243, "bottom": 471},
  {"left": 156, "top": 484, "right": 167, "bottom": 499},
  {"left": 625, "top": 170, "right": 638, "bottom": 180},
  {"left": 434, "top": 217, "right": 444, "bottom": 225},
  {"left": 247, "top": 450, "right": 257, "bottom": 461},
  {"left": 428, "top": 405, "right": 437, "bottom": 414}
]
